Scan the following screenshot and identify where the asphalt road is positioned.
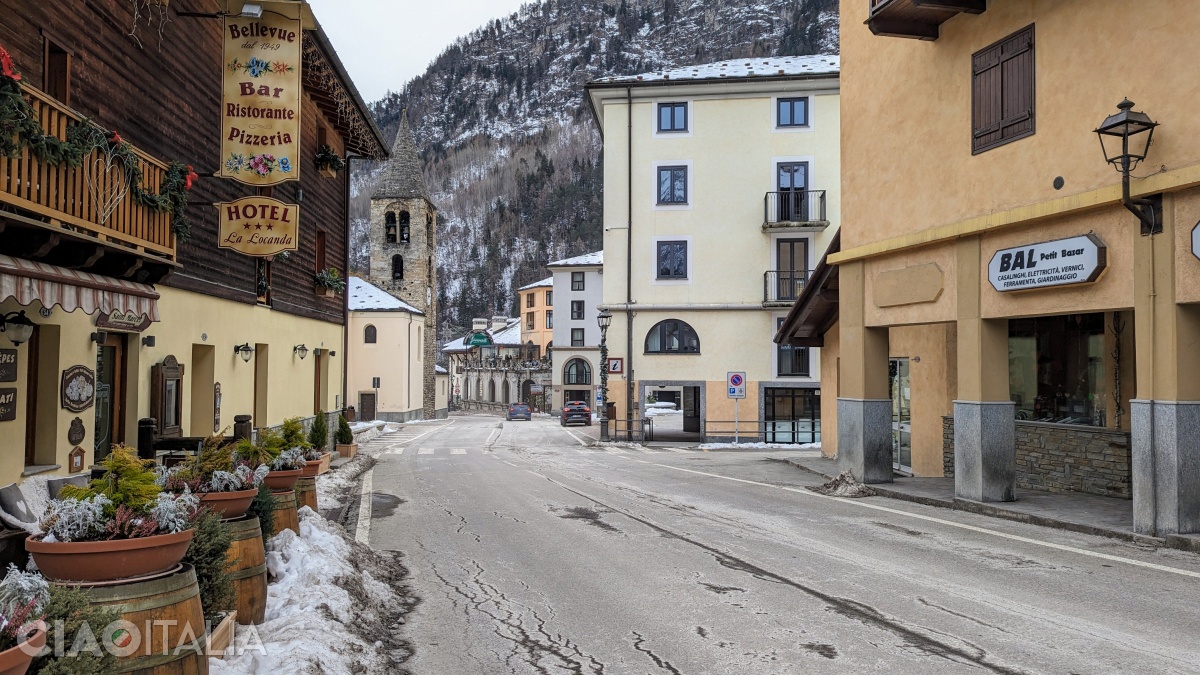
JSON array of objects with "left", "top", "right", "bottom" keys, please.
[{"left": 363, "top": 414, "right": 1200, "bottom": 674}]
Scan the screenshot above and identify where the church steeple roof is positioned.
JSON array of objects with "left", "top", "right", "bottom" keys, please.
[{"left": 373, "top": 110, "right": 431, "bottom": 202}]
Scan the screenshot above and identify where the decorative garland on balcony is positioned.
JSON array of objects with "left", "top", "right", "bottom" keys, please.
[{"left": 0, "top": 45, "right": 198, "bottom": 241}]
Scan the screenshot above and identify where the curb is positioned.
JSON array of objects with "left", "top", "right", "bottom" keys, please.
[{"left": 784, "top": 459, "right": 1200, "bottom": 555}]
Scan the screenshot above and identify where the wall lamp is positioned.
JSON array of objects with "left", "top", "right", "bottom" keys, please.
[
  {"left": 234, "top": 343, "right": 255, "bottom": 362},
  {"left": 90, "top": 331, "right": 108, "bottom": 345},
  {"left": 1096, "top": 98, "right": 1162, "bottom": 235},
  {"left": 0, "top": 311, "right": 35, "bottom": 347},
  {"left": 141, "top": 335, "right": 156, "bottom": 348},
  {"left": 293, "top": 344, "right": 309, "bottom": 360},
  {"left": 240, "top": 2, "right": 263, "bottom": 18}
]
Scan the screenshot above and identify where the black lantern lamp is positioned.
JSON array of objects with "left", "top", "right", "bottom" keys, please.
[
  {"left": 293, "top": 344, "right": 309, "bottom": 360},
  {"left": 1095, "top": 98, "right": 1162, "bottom": 234},
  {"left": 597, "top": 308, "right": 612, "bottom": 441},
  {"left": 233, "top": 343, "right": 255, "bottom": 362},
  {"left": 0, "top": 311, "right": 35, "bottom": 346}
]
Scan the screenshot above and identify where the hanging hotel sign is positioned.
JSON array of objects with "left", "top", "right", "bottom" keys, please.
[
  {"left": 216, "top": 196, "right": 300, "bottom": 257},
  {"left": 987, "top": 234, "right": 1107, "bottom": 292},
  {"left": 96, "top": 309, "right": 153, "bottom": 333},
  {"left": 219, "top": 14, "right": 303, "bottom": 186}
]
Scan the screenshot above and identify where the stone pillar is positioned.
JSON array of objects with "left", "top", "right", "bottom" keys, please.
[
  {"left": 954, "top": 238, "right": 1015, "bottom": 502},
  {"left": 837, "top": 261, "right": 893, "bottom": 483}
]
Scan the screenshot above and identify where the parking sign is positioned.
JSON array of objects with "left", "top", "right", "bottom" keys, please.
[{"left": 727, "top": 372, "right": 746, "bottom": 399}]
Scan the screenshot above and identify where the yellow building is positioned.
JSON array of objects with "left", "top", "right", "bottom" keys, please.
[
  {"left": 347, "top": 277, "right": 436, "bottom": 422},
  {"left": 517, "top": 277, "right": 554, "bottom": 358},
  {"left": 779, "top": 0, "right": 1200, "bottom": 535},
  {"left": 586, "top": 56, "right": 840, "bottom": 442}
]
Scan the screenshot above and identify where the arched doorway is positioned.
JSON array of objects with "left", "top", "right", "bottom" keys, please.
[
  {"left": 502, "top": 380, "right": 511, "bottom": 404},
  {"left": 488, "top": 379, "right": 496, "bottom": 402}
]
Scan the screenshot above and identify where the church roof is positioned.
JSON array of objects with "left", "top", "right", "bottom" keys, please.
[
  {"left": 348, "top": 276, "right": 424, "bottom": 314},
  {"left": 373, "top": 110, "right": 432, "bottom": 203}
]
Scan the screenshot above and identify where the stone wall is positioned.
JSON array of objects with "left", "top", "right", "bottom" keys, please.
[{"left": 942, "top": 417, "right": 1132, "bottom": 498}]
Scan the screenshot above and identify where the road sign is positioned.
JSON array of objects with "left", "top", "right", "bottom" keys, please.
[
  {"left": 727, "top": 372, "right": 746, "bottom": 399},
  {"left": 607, "top": 357, "right": 624, "bottom": 374}
]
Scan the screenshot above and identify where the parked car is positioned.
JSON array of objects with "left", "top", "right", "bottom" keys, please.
[
  {"left": 561, "top": 401, "right": 592, "bottom": 426},
  {"left": 507, "top": 403, "right": 532, "bottom": 421}
]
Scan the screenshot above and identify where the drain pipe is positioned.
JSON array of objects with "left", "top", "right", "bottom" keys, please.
[{"left": 625, "top": 86, "right": 635, "bottom": 441}]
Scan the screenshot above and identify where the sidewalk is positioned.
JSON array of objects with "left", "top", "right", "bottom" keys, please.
[{"left": 785, "top": 454, "right": 1200, "bottom": 554}]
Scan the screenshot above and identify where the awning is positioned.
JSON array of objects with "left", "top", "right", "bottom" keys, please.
[
  {"left": 774, "top": 231, "right": 839, "bottom": 348},
  {"left": 0, "top": 254, "right": 160, "bottom": 321}
]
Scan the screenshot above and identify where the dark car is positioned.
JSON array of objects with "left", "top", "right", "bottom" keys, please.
[
  {"left": 507, "top": 403, "right": 532, "bottom": 421},
  {"left": 561, "top": 401, "right": 592, "bottom": 426}
]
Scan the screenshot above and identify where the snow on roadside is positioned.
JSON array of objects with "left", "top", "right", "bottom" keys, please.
[
  {"left": 644, "top": 408, "right": 682, "bottom": 418},
  {"left": 698, "top": 441, "right": 822, "bottom": 450},
  {"left": 210, "top": 508, "right": 414, "bottom": 674}
]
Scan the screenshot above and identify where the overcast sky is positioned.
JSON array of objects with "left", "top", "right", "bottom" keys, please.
[{"left": 308, "top": 0, "right": 532, "bottom": 103}]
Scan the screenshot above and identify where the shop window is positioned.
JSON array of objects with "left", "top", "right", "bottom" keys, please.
[
  {"left": 972, "top": 25, "right": 1035, "bottom": 154},
  {"left": 151, "top": 355, "right": 185, "bottom": 437},
  {"left": 1009, "top": 312, "right": 1105, "bottom": 426}
]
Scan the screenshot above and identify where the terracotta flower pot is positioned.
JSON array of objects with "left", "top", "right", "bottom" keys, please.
[
  {"left": 262, "top": 468, "right": 302, "bottom": 492},
  {"left": 0, "top": 620, "right": 47, "bottom": 675},
  {"left": 198, "top": 488, "right": 258, "bottom": 520},
  {"left": 26, "top": 530, "right": 194, "bottom": 583},
  {"left": 336, "top": 442, "right": 357, "bottom": 459},
  {"left": 300, "top": 453, "right": 331, "bottom": 477}
]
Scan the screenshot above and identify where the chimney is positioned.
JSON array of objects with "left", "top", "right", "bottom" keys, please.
[
  {"left": 491, "top": 316, "right": 507, "bottom": 332},
  {"left": 471, "top": 318, "right": 488, "bottom": 332}
]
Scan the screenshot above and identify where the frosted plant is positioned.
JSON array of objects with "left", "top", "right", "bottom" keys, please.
[
  {"left": 39, "top": 495, "right": 111, "bottom": 543},
  {"left": 253, "top": 464, "right": 269, "bottom": 486},
  {"left": 234, "top": 464, "right": 268, "bottom": 488},
  {"left": 149, "top": 488, "right": 198, "bottom": 534},
  {"left": 0, "top": 564, "right": 48, "bottom": 628},
  {"left": 206, "top": 471, "right": 243, "bottom": 493},
  {"left": 154, "top": 464, "right": 182, "bottom": 487},
  {"left": 270, "top": 447, "right": 306, "bottom": 471}
]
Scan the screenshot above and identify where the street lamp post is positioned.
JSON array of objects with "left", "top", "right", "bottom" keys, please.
[{"left": 597, "top": 309, "right": 612, "bottom": 442}]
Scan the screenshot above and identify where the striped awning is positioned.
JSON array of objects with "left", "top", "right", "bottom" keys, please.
[{"left": 0, "top": 254, "right": 160, "bottom": 321}]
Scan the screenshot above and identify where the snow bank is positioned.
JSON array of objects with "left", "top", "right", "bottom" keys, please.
[
  {"left": 698, "top": 441, "right": 822, "bottom": 450},
  {"left": 644, "top": 408, "right": 682, "bottom": 418},
  {"left": 646, "top": 401, "right": 677, "bottom": 409},
  {"left": 210, "top": 508, "right": 412, "bottom": 674}
]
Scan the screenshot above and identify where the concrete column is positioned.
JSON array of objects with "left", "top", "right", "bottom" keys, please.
[
  {"left": 954, "top": 238, "right": 1016, "bottom": 502},
  {"left": 837, "top": 261, "right": 893, "bottom": 483}
]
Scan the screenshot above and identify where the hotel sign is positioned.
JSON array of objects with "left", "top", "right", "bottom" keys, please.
[
  {"left": 216, "top": 196, "right": 299, "bottom": 257},
  {"left": 220, "top": 14, "right": 302, "bottom": 186},
  {"left": 988, "top": 234, "right": 1107, "bottom": 293}
]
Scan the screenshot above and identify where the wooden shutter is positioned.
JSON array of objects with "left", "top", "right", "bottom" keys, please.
[{"left": 972, "top": 25, "right": 1035, "bottom": 154}]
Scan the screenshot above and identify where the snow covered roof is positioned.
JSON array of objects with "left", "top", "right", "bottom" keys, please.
[
  {"left": 435, "top": 365, "right": 447, "bottom": 375},
  {"left": 592, "top": 55, "right": 839, "bottom": 85},
  {"left": 348, "top": 277, "right": 424, "bottom": 314},
  {"left": 517, "top": 276, "right": 553, "bottom": 291},
  {"left": 442, "top": 318, "right": 524, "bottom": 353},
  {"left": 547, "top": 251, "right": 602, "bottom": 267}
]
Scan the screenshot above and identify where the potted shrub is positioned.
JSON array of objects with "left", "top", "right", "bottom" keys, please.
[
  {"left": 314, "top": 144, "right": 346, "bottom": 178},
  {"left": 263, "top": 448, "right": 306, "bottom": 491},
  {"left": 160, "top": 437, "right": 267, "bottom": 520},
  {"left": 26, "top": 447, "right": 199, "bottom": 583},
  {"left": 300, "top": 413, "right": 331, "bottom": 477},
  {"left": 314, "top": 267, "right": 346, "bottom": 298},
  {"left": 0, "top": 566, "right": 49, "bottom": 675},
  {"left": 335, "top": 414, "right": 357, "bottom": 459}
]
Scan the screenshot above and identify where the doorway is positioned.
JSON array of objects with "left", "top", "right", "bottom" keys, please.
[
  {"left": 94, "top": 333, "right": 127, "bottom": 461},
  {"left": 889, "top": 358, "right": 912, "bottom": 473},
  {"left": 359, "top": 392, "right": 377, "bottom": 421},
  {"left": 776, "top": 161, "right": 809, "bottom": 222},
  {"left": 775, "top": 239, "right": 809, "bottom": 303},
  {"left": 682, "top": 386, "right": 701, "bottom": 433}
]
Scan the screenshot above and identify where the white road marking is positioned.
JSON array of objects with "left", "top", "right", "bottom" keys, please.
[
  {"left": 393, "top": 419, "right": 456, "bottom": 446},
  {"left": 605, "top": 447, "right": 629, "bottom": 454},
  {"left": 485, "top": 427, "right": 503, "bottom": 447},
  {"left": 355, "top": 470, "right": 373, "bottom": 545},
  {"left": 633, "top": 460, "right": 1200, "bottom": 580},
  {"left": 557, "top": 425, "right": 591, "bottom": 447},
  {"left": 417, "top": 448, "right": 434, "bottom": 455},
  {"left": 501, "top": 460, "right": 519, "bottom": 468},
  {"left": 451, "top": 449, "right": 466, "bottom": 455}
]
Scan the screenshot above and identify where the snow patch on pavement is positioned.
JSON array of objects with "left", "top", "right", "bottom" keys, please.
[{"left": 699, "top": 441, "right": 822, "bottom": 450}]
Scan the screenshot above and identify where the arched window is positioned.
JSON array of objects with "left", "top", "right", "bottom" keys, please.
[
  {"left": 645, "top": 320, "right": 700, "bottom": 354},
  {"left": 564, "top": 358, "right": 592, "bottom": 385},
  {"left": 385, "top": 212, "right": 397, "bottom": 243},
  {"left": 400, "top": 211, "right": 411, "bottom": 243},
  {"left": 364, "top": 325, "right": 377, "bottom": 344},
  {"left": 488, "top": 380, "right": 496, "bottom": 402},
  {"left": 392, "top": 255, "right": 404, "bottom": 281},
  {"left": 502, "top": 380, "right": 511, "bottom": 404}
]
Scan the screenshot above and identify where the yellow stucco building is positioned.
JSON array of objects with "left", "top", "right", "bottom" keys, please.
[{"left": 517, "top": 277, "right": 554, "bottom": 358}]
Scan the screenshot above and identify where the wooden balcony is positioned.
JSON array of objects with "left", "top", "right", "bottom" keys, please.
[
  {"left": 0, "top": 85, "right": 177, "bottom": 283},
  {"left": 867, "top": 0, "right": 986, "bottom": 40}
]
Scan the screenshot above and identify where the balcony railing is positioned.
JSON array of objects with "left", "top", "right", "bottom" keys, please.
[
  {"left": 763, "top": 190, "right": 826, "bottom": 229},
  {"left": 867, "top": 0, "right": 986, "bottom": 41},
  {"left": 764, "top": 270, "right": 810, "bottom": 306},
  {"left": 0, "top": 85, "right": 176, "bottom": 260}
]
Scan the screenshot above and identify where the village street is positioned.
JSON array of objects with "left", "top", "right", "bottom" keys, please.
[{"left": 358, "top": 414, "right": 1200, "bottom": 674}]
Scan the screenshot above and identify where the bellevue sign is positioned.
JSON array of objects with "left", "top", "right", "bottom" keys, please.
[
  {"left": 987, "top": 234, "right": 1107, "bottom": 293},
  {"left": 216, "top": 196, "right": 299, "bottom": 257}
]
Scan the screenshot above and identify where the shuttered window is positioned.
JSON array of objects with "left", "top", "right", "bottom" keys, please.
[{"left": 972, "top": 25, "right": 1035, "bottom": 154}]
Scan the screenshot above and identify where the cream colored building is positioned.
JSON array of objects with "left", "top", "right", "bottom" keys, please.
[
  {"left": 347, "top": 277, "right": 432, "bottom": 422},
  {"left": 586, "top": 56, "right": 840, "bottom": 442},
  {"left": 517, "top": 277, "right": 554, "bottom": 358},
  {"left": 548, "top": 251, "right": 603, "bottom": 412}
]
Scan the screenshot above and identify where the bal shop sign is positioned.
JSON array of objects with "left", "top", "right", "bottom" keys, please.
[
  {"left": 988, "top": 234, "right": 1107, "bottom": 293},
  {"left": 216, "top": 196, "right": 299, "bottom": 257}
]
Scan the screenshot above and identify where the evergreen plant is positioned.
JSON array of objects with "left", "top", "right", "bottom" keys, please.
[
  {"left": 307, "top": 412, "right": 328, "bottom": 453},
  {"left": 335, "top": 415, "right": 353, "bottom": 445}
]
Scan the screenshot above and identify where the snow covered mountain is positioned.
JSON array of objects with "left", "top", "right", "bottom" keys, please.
[{"left": 350, "top": 0, "right": 839, "bottom": 340}]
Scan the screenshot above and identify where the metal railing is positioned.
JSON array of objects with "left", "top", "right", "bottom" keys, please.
[
  {"left": 763, "top": 190, "right": 826, "bottom": 226},
  {"left": 1, "top": 84, "right": 176, "bottom": 259},
  {"left": 703, "top": 419, "right": 821, "bottom": 445},
  {"left": 604, "top": 416, "right": 651, "bottom": 442},
  {"left": 763, "top": 270, "right": 811, "bottom": 304}
]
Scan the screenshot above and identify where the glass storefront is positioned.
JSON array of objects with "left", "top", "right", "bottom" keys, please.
[
  {"left": 1009, "top": 313, "right": 1106, "bottom": 426},
  {"left": 764, "top": 387, "right": 821, "bottom": 444}
]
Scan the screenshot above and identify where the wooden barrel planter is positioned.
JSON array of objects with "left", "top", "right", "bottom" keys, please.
[
  {"left": 270, "top": 489, "right": 299, "bottom": 536},
  {"left": 295, "top": 477, "right": 318, "bottom": 513},
  {"left": 224, "top": 515, "right": 268, "bottom": 626},
  {"left": 65, "top": 564, "right": 208, "bottom": 675}
]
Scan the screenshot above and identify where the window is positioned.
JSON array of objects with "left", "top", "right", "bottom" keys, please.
[
  {"left": 777, "top": 97, "right": 809, "bottom": 128},
  {"left": 656, "top": 241, "right": 688, "bottom": 279},
  {"left": 564, "top": 358, "right": 592, "bottom": 385},
  {"left": 364, "top": 325, "right": 377, "bottom": 344},
  {"left": 657, "top": 166, "right": 688, "bottom": 205},
  {"left": 972, "top": 25, "right": 1035, "bottom": 154},
  {"left": 657, "top": 102, "right": 688, "bottom": 133},
  {"left": 776, "top": 319, "right": 810, "bottom": 376},
  {"left": 526, "top": 293, "right": 535, "bottom": 308},
  {"left": 392, "top": 255, "right": 404, "bottom": 280},
  {"left": 385, "top": 212, "right": 397, "bottom": 243},
  {"left": 526, "top": 312, "right": 535, "bottom": 330},
  {"left": 315, "top": 230, "right": 326, "bottom": 274},
  {"left": 571, "top": 300, "right": 584, "bottom": 320},
  {"left": 645, "top": 320, "right": 700, "bottom": 354},
  {"left": 43, "top": 37, "right": 70, "bottom": 104},
  {"left": 546, "top": 290, "right": 553, "bottom": 306},
  {"left": 255, "top": 258, "right": 272, "bottom": 305},
  {"left": 400, "top": 211, "right": 411, "bottom": 243},
  {"left": 571, "top": 328, "right": 585, "bottom": 347},
  {"left": 1009, "top": 312, "right": 1105, "bottom": 426},
  {"left": 571, "top": 272, "right": 585, "bottom": 291},
  {"left": 545, "top": 311, "right": 553, "bottom": 329}
]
